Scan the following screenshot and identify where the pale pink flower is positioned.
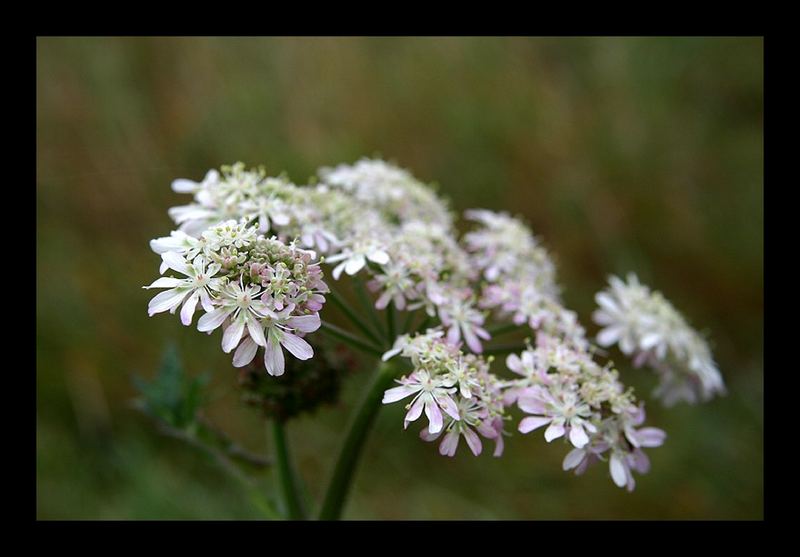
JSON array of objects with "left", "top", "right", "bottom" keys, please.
[
  {"left": 517, "top": 385, "right": 597, "bottom": 449},
  {"left": 382, "top": 370, "right": 460, "bottom": 434}
]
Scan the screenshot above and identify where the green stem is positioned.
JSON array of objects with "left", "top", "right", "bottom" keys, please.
[
  {"left": 321, "top": 321, "right": 384, "bottom": 358},
  {"left": 318, "top": 360, "right": 400, "bottom": 520},
  {"left": 414, "top": 313, "right": 433, "bottom": 334},
  {"left": 487, "top": 322, "right": 523, "bottom": 338},
  {"left": 327, "top": 288, "right": 384, "bottom": 347},
  {"left": 386, "top": 304, "right": 396, "bottom": 346},
  {"left": 353, "top": 276, "right": 386, "bottom": 340},
  {"left": 400, "top": 309, "right": 417, "bottom": 335},
  {"left": 272, "top": 419, "right": 306, "bottom": 520},
  {"left": 482, "top": 342, "right": 528, "bottom": 356}
]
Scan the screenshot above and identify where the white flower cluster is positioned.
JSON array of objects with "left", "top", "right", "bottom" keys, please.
[
  {"left": 146, "top": 219, "right": 328, "bottom": 376},
  {"left": 382, "top": 330, "right": 506, "bottom": 457},
  {"left": 147, "top": 158, "right": 722, "bottom": 492},
  {"left": 465, "top": 210, "right": 588, "bottom": 350},
  {"left": 593, "top": 274, "right": 725, "bottom": 406},
  {"left": 506, "top": 336, "right": 665, "bottom": 491}
]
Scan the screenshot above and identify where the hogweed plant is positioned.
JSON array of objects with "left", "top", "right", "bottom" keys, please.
[{"left": 141, "top": 158, "right": 724, "bottom": 519}]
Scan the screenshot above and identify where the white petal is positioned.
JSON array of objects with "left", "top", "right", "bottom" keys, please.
[
  {"left": 569, "top": 424, "right": 589, "bottom": 448},
  {"left": 171, "top": 178, "right": 200, "bottom": 193},
  {"left": 344, "top": 255, "right": 366, "bottom": 276},
  {"left": 382, "top": 385, "right": 419, "bottom": 404},
  {"left": 232, "top": 337, "right": 258, "bottom": 368},
  {"left": 332, "top": 260, "right": 347, "bottom": 280},
  {"left": 367, "top": 250, "right": 390, "bottom": 265},
  {"left": 518, "top": 416, "right": 551, "bottom": 434},
  {"left": 563, "top": 448, "right": 585, "bottom": 471},
  {"left": 287, "top": 313, "right": 321, "bottom": 333},
  {"left": 221, "top": 319, "right": 246, "bottom": 353},
  {"left": 180, "top": 291, "right": 200, "bottom": 326},
  {"left": 280, "top": 332, "right": 314, "bottom": 360},
  {"left": 148, "top": 288, "right": 189, "bottom": 316},
  {"left": 595, "top": 292, "right": 620, "bottom": 314},
  {"left": 424, "top": 399, "right": 443, "bottom": 434},
  {"left": 144, "top": 277, "right": 184, "bottom": 289},
  {"left": 610, "top": 453, "right": 628, "bottom": 488},
  {"left": 246, "top": 315, "right": 267, "bottom": 347},
  {"left": 463, "top": 427, "right": 483, "bottom": 456},
  {"left": 264, "top": 336, "right": 285, "bottom": 376},
  {"left": 197, "top": 307, "right": 233, "bottom": 332},
  {"left": 597, "top": 326, "right": 623, "bottom": 347},
  {"left": 544, "top": 423, "right": 566, "bottom": 442},
  {"left": 161, "top": 251, "right": 192, "bottom": 276}
]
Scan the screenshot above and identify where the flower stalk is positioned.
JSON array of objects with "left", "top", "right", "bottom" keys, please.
[
  {"left": 271, "top": 419, "right": 306, "bottom": 520},
  {"left": 318, "top": 359, "right": 400, "bottom": 520}
]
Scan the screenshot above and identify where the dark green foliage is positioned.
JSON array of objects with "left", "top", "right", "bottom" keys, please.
[{"left": 132, "top": 344, "right": 209, "bottom": 431}]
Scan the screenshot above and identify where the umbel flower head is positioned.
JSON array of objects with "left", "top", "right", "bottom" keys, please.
[
  {"left": 147, "top": 159, "right": 722, "bottom": 493},
  {"left": 593, "top": 273, "right": 725, "bottom": 406},
  {"left": 146, "top": 218, "right": 328, "bottom": 376}
]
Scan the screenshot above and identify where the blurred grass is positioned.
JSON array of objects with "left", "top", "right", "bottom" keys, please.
[{"left": 36, "top": 36, "right": 763, "bottom": 519}]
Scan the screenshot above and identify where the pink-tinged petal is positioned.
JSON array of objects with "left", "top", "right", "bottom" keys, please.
[
  {"left": 246, "top": 315, "right": 267, "bottom": 347},
  {"left": 463, "top": 326, "right": 483, "bottom": 353},
  {"left": 435, "top": 394, "right": 461, "bottom": 421},
  {"left": 506, "top": 353, "right": 522, "bottom": 373},
  {"left": 404, "top": 397, "right": 425, "bottom": 428},
  {"left": 493, "top": 434, "right": 504, "bottom": 457},
  {"left": 344, "top": 255, "right": 366, "bottom": 276},
  {"left": 477, "top": 420, "right": 498, "bottom": 439},
  {"left": 518, "top": 416, "right": 551, "bottom": 434},
  {"left": 148, "top": 288, "right": 190, "bottom": 316},
  {"left": 197, "top": 307, "right": 234, "bottom": 332},
  {"left": 264, "top": 336, "right": 285, "bottom": 376},
  {"left": 475, "top": 326, "right": 491, "bottom": 341},
  {"left": 232, "top": 337, "right": 258, "bottom": 368},
  {"left": 180, "top": 292, "right": 200, "bottom": 326},
  {"left": 424, "top": 399, "right": 443, "bottom": 434},
  {"left": 544, "top": 423, "right": 566, "bottom": 442},
  {"left": 287, "top": 313, "right": 321, "bottom": 333},
  {"left": 161, "top": 251, "right": 192, "bottom": 276},
  {"left": 609, "top": 453, "right": 628, "bottom": 488},
  {"left": 145, "top": 276, "right": 184, "bottom": 289},
  {"left": 446, "top": 325, "right": 461, "bottom": 346},
  {"left": 517, "top": 395, "right": 547, "bottom": 415},
  {"left": 563, "top": 448, "right": 586, "bottom": 471},
  {"left": 569, "top": 424, "right": 589, "bottom": 449},
  {"left": 636, "top": 427, "right": 667, "bottom": 448},
  {"left": 420, "top": 428, "right": 441, "bottom": 442},
  {"left": 439, "top": 429, "right": 460, "bottom": 457},
  {"left": 463, "top": 427, "right": 483, "bottom": 456},
  {"left": 597, "top": 326, "right": 623, "bottom": 347},
  {"left": 629, "top": 449, "right": 651, "bottom": 474},
  {"left": 221, "top": 319, "right": 246, "bottom": 353},
  {"left": 382, "top": 385, "right": 420, "bottom": 404},
  {"left": 280, "top": 332, "right": 314, "bottom": 360},
  {"left": 375, "top": 291, "right": 392, "bottom": 310}
]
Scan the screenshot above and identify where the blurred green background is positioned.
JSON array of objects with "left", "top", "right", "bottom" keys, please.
[{"left": 36, "top": 36, "right": 763, "bottom": 520}]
